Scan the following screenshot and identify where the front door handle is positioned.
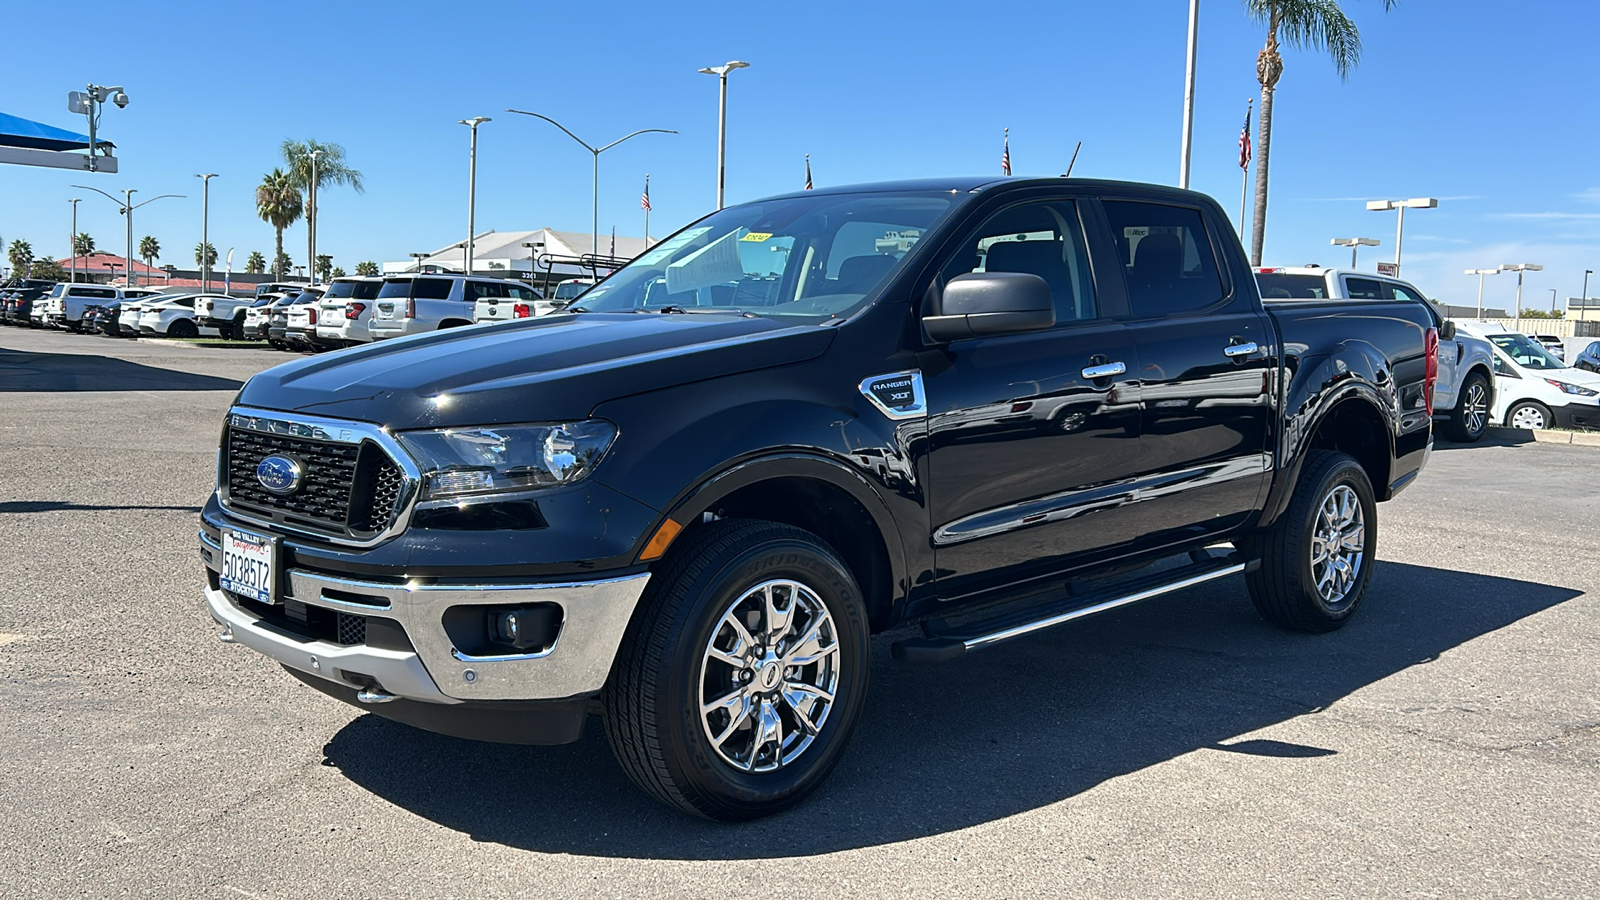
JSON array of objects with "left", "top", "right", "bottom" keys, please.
[
  {"left": 1082, "top": 361, "right": 1127, "bottom": 379},
  {"left": 1223, "top": 342, "right": 1260, "bottom": 359}
]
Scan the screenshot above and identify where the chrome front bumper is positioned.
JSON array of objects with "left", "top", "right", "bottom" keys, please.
[{"left": 201, "top": 531, "right": 649, "bottom": 704}]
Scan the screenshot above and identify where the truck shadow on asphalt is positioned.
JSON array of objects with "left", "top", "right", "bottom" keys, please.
[
  {"left": 320, "top": 561, "right": 1579, "bottom": 857},
  {"left": 0, "top": 347, "right": 243, "bottom": 392}
]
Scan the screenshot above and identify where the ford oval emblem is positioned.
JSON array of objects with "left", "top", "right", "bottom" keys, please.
[{"left": 256, "top": 455, "right": 303, "bottom": 495}]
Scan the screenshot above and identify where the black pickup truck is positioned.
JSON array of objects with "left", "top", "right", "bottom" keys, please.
[{"left": 200, "top": 178, "right": 1436, "bottom": 820}]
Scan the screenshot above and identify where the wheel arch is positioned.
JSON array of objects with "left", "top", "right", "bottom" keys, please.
[
  {"left": 638, "top": 453, "right": 906, "bottom": 632},
  {"left": 1262, "top": 384, "right": 1397, "bottom": 529}
]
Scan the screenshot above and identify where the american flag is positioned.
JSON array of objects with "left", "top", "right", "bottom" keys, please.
[
  {"left": 804, "top": 155, "right": 812, "bottom": 191},
  {"left": 1002, "top": 128, "right": 1011, "bottom": 176},
  {"left": 1239, "top": 103, "right": 1253, "bottom": 170},
  {"left": 640, "top": 175, "right": 651, "bottom": 211}
]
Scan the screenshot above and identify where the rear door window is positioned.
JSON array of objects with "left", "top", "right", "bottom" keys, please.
[
  {"left": 414, "top": 278, "right": 454, "bottom": 300},
  {"left": 1101, "top": 200, "right": 1226, "bottom": 318},
  {"left": 1343, "top": 278, "right": 1392, "bottom": 300}
]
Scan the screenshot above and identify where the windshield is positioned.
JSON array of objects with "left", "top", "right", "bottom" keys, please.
[
  {"left": 1489, "top": 333, "right": 1566, "bottom": 370},
  {"left": 553, "top": 281, "right": 592, "bottom": 301},
  {"left": 1255, "top": 273, "right": 1330, "bottom": 299},
  {"left": 575, "top": 191, "right": 958, "bottom": 318}
]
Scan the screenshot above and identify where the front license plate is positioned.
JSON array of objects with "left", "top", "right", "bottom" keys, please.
[{"left": 220, "top": 528, "right": 277, "bottom": 604}]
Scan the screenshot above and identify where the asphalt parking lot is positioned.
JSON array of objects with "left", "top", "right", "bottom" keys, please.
[{"left": 2, "top": 326, "right": 1597, "bottom": 899}]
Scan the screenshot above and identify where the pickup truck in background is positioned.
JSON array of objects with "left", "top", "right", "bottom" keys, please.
[
  {"left": 201, "top": 178, "right": 1436, "bottom": 821},
  {"left": 1256, "top": 266, "right": 1494, "bottom": 442}
]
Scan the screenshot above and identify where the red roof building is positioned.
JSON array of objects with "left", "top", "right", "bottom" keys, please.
[{"left": 55, "top": 251, "right": 163, "bottom": 284}]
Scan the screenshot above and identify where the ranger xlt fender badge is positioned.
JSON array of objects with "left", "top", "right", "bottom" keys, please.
[{"left": 860, "top": 371, "right": 927, "bottom": 420}]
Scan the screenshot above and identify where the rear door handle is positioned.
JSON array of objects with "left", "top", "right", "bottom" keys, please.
[
  {"left": 1082, "top": 361, "right": 1127, "bottom": 379},
  {"left": 1224, "top": 342, "right": 1260, "bottom": 358}
]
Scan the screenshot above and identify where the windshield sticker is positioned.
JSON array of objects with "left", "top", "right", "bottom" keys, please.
[
  {"left": 740, "top": 232, "right": 773, "bottom": 243},
  {"left": 666, "top": 231, "right": 745, "bottom": 294},
  {"left": 635, "top": 227, "right": 712, "bottom": 266}
]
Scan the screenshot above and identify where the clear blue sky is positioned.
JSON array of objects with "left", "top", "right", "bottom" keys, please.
[{"left": 2, "top": 0, "right": 1597, "bottom": 310}]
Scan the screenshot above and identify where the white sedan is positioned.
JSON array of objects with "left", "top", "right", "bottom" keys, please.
[{"left": 138, "top": 295, "right": 227, "bottom": 338}]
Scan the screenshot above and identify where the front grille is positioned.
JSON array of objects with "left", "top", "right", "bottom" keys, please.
[{"left": 222, "top": 421, "right": 409, "bottom": 541}]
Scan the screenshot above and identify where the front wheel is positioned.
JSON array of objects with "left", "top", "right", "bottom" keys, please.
[
  {"left": 167, "top": 319, "right": 198, "bottom": 339},
  {"left": 1242, "top": 451, "right": 1377, "bottom": 633},
  {"left": 603, "top": 519, "right": 870, "bottom": 821},
  {"left": 1444, "top": 372, "right": 1491, "bottom": 442},
  {"left": 1506, "top": 401, "right": 1552, "bottom": 431}
]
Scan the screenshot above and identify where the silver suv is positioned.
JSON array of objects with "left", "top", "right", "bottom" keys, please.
[{"left": 367, "top": 274, "right": 508, "bottom": 340}]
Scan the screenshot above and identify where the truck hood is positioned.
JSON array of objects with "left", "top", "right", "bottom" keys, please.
[{"left": 235, "top": 312, "right": 837, "bottom": 428}]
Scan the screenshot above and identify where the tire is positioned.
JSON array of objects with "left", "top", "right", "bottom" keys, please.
[
  {"left": 603, "top": 519, "right": 870, "bottom": 821},
  {"left": 1243, "top": 450, "right": 1377, "bottom": 633},
  {"left": 1505, "top": 401, "right": 1552, "bottom": 431},
  {"left": 1443, "top": 372, "right": 1491, "bottom": 442},
  {"left": 167, "top": 319, "right": 198, "bottom": 339}
]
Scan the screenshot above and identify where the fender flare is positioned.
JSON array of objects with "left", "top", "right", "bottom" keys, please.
[
  {"left": 1261, "top": 377, "right": 1397, "bottom": 528},
  {"left": 638, "top": 451, "right": 911, "bottom": 622}
]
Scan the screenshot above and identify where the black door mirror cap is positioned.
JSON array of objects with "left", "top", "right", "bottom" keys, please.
[
  {"left": 924, "top": 271, "right": 1056, "bottom": 342},
  {"left": 1440, "top": 320, "right": 1457, "bottom": 341}
]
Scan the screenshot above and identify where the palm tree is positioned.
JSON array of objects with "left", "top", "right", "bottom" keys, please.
[
  {"left": 255, "top": 169, "right": 303, "bottom": 280},
  {"left": 139, "top": 236, "right": 161, "bottom": 275},
  {"left": 283, "top": 139, "right": 363, "bottom": 282},
  {"left": 195, "top": 242, "right": 218, "bottom": 269},
  {"left": 315, "top": 254, "right": 333, "bottom": 283},
  {"left": 1247, "top": 0, "right": 1397, "bottom": 265},
  {"left": 8, "top": 239, "right": 34, "bottom": 275},
  {"left": 73, "top": 233, "right": 95, "bottom": 257},
  {"left": 354, "top": 261, "right": 379, "bottom": 276},
  {"left": 245, "top": 251, "right": 266, "bottom": 274}
]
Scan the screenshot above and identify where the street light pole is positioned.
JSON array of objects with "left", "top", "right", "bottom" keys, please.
[
  {"left": 1584, "top": 269, "right": 1593, "bottom": 305},
  {"left": 67, "top": 199, "right": 80, "bottom": 283},
  {"left": 1331, "top": 237, "right": 1380, "bottom": 269},
  {"left": 1502, "top": 263, "right": 1542, "bottom": 332},
  {"left": 307, "top": 150, "right": 322, "bottom": 284},
  {"left": 1550, "top": 288, "right": 1558, "bottom": 315},
  {"left": 196, "top": 174, "right": 217, "bottom": 292},
  {"left": 1465, "top": 268, "right": 1502, "bottom": 320},
  {"left": 1178, "top": 0, "right": 1199, "bottom": 189},
  {"left": 698, "top": 61, "right": 749, "bottom": 210},
  {"left": 458, "top": 118, "right": 491, "bottom": 275},
  {"left": 504, "top": 110, "right": 676, "bottom": 258},
  {"left": 1366, "top": 198, "right": 1438, "bottom": 276}
]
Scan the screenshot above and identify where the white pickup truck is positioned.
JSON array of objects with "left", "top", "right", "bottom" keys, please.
[{"left": 1255, "top": 266, "right": 1496, "bottom": 442}]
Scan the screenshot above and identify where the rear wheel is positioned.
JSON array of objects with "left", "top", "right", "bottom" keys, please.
[
  {"left": 1506, "top": 401, "right": 1552, "bottom": 431},
  {"left": 1443, "top": 372, "right": 1491, "bottom": 442},
  {"left": 1243, "top": 451, "right": 1377, "bottom": 633},
  {"left": 604, "top": 519, "right": 870, "bottom": 821}
]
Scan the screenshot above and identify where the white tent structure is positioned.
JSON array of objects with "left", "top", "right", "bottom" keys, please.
[{"left": 384, "top": 229, "right": 648, "bottom": 288}]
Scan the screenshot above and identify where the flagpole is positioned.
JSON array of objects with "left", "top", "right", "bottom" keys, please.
[
  {"left": 1239, "top": 98, "right": 1253, "bottom": 242},
  {"left": 643, "top": 174, "right": 650, "bottom": 247}
]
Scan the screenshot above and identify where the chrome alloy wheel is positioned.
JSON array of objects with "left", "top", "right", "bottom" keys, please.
[
  {"left": 698, "top": 579, "right": 840, "bottom": 773},
  {"left": 1463, "top": 382, "right": 1488, "bottom": 434},
  {"left": 1309, "top": 485, "right": 1365, "bottom": 607}
]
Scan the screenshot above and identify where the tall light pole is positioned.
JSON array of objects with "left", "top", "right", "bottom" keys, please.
[
  {"left": 1178, "top": 1, "right": 1199, "bottom": 189},
  {"left": 410, "top": 252, "right": 428, "bottom": 273},
  {"left": 1583, "top": 269, "right": 1593, "bottom": 304},
  {"left": 1550, "top": 288, "right": 1558, "bottom": 315},
  {"left": 196, "top": 174, "right": 217, "bottom": 292},
  {"left": 72, "top": 186, "right": 185, "bottom": 288},
  {"left": 1366, "top": 197, "right": 1438, "bottom": 276},
  {"left": 458, "top": 117, "right": 491, "bottom": 275},
  {"left": 68, "top": 199, "right": 81, "bottom": 284},
  {"left": 1502, "top": 263, "right": 1542, "bottom": 332},
  {"left": 1331, "top": 237, "right": 1380, "bottom": 269},
  {"left": 697, "top": 61, "right": 749, "bottom": 209},
  {"left": 1465, "top": 267, "right": 1502, "bottom": 319},
  {"left": 505, "top": 110, "right": 676, "bottom": 258}
]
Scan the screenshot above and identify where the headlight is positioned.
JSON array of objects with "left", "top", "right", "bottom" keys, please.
[
  {"left": 396, "top": 421, "right": 617, "bottom": 501},
  {"left": 1543, "top": 379, "right": 1598, "bottom": 397}
]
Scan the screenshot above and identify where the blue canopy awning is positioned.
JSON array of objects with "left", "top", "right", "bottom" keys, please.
[{"left": 0, "top": 112, "right": 113, "bottom": 153}]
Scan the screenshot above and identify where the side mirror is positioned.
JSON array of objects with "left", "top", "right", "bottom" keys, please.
[
  {"left": 923, "top": 272, "right": 1055, "bottom": 342},
  {"left": 1440, "top": 320, "right": 1457, "bottom": 341}
]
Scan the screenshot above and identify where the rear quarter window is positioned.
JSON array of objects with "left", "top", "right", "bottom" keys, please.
[
  {"left": 413, "top": 279, "right": 454, "bottom": 300},
  {"left": 1255, "top": 273, "right": 1330, "bottom": 299}
]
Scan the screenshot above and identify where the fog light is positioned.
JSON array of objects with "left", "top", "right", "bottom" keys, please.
[{"left": 491, "top": 605, "right": 563, "bottom": 652}]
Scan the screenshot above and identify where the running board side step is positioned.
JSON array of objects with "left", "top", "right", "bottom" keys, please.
[{"left": 891, "top": 552, "right": 1246, "bottom": 663}]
